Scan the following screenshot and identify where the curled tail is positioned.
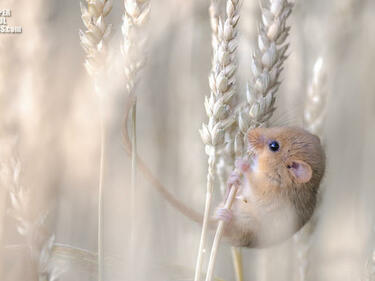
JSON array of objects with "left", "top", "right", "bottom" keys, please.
[{"left": 123, "top": 95, "right": 204, "bottom": 224}]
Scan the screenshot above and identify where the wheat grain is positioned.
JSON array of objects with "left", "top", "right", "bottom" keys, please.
[{"left": 209, "top": 0, "right": 221, "bottom": 58}]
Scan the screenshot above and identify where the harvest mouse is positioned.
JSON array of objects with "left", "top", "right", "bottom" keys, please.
[
  {"left": 216, "top": 127, "right": 325, "bottom": 248},
  {"left": 124, "top": 100, "right": 325, "bottom": 246}
]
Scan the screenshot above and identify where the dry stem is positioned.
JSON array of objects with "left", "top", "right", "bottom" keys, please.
[
  {"left": 303, "top": 57, "right": 327, "bottom": 137},
  {"left": 97, "top": 101, "right": 105, "bottom": 281},
  {"left": 205, "top": 184, "right": 238, "bottom": 281},
  {"left": 294, "top": 57, "right": 327, "bottom": 281},
  {"left": 194, "top": 154, "right": 216, "bottom": 281},
  {"left": 231, "top": 247, "right": 244, "bottom": 281}
]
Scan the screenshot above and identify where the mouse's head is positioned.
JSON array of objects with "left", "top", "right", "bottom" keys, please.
[{"left": 247, "top": 127, "right": 325, "bottom": 193}]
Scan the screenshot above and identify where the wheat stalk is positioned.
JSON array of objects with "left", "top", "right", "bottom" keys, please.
[
  {"left": 303, "top": 57, "right": 326, "bottom": 137},
  {"left": 1, "top": 147, "right": 64, "bottom": 281},
  {"left": 205, "top": 183, "right": 239, "bottom": 281},
  {"left": 234, "top": 0, "right": 293, "bottom": 157},
  {"left": 293, "top": 57, "right": 327, "bottom": 281},
  {"left": 364, "top": 224, "right": 375, "bottom": 281},
  {"left": 195, "top": 1, "right": 240, "bottom": 281},
  {"left": 79, "top": 1, "right": 113, "bottom": 280},
  {"left": 293, "top": 222, "right": 314, "bottom": 281},
  {"left": 122, "top": 0, "right": 150, "bottom": 279},
  {"left": 230, "top": 247, "right": 244, "bottom": 281}
]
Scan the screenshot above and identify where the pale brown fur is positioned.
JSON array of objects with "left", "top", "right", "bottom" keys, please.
[{"left": 220, "top": 127, "right": 325, "bottom": 248}]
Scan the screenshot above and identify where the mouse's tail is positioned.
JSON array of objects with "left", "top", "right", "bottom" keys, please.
[{"left": 122, "top": 94, "right": 204, "bottom": 224}]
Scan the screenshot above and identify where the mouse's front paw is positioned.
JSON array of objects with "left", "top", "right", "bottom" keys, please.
[
  {"left": 235, "top": 159, "right": 250, "bottom": 173},
  {"left": 227, "top": 172, "right": 241, "bottom": 188},
  {"left": 215, "top": 208, "right": 233, "bottom": 223}
]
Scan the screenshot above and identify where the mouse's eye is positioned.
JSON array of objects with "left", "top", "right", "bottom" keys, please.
[{"left": 269, "top": 140, "right": 280, "bottom": 152}]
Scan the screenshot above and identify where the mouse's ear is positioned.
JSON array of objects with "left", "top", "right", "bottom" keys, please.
[{"left": 287, "top": 160, "right": 312, "bottom": 184}]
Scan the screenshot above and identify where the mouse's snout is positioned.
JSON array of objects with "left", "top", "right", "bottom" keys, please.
[{"left": 247, "top": 128, "right": 267, "bottom": 151}]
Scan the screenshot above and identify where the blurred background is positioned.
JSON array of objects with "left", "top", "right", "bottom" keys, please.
[{"left": 0, "top": 0, "right": 375, "bottom": 280}]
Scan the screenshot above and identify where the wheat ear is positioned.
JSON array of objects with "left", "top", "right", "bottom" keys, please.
[
  {"left": 80, "top": 0, "right": 113, "bottom": 78},
  {"left": 122, "top": 0, "right": 150, "bottom": 92},
  {"left": 2, "top": 149, "right": 64, "bottom": 281},
  {"left": 209, "top": 0, "right": 239, "bottom": 195},
  {"left": 235, "top": 0, "right": 293, "bottom": 157},
  {"left": 195, "top": 1, "right": 240, "bottom": 281},
  {"left": 209, "top": 0, "right": 228, "bottom": 198},
  {"left": 79, "top": 1, "right": 113, "bottom": 280}
]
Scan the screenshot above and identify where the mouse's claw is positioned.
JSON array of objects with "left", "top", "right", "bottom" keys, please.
[
  {"left": 215, "top": 208, "right": 233, "bottom": 223},
  {"left": 235, "top": 158, "right": 250, "bottom": 173},
  {"left": 227, "top": 172, "right": 241, "bottom": 187},
  {"left": 226, "top": 170, "right": 242, "bottom": 200}
]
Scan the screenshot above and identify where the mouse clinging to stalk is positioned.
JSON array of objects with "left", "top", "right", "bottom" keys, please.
[{"left": 216, "top": 126, "right": 325, "bottom": 248}]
